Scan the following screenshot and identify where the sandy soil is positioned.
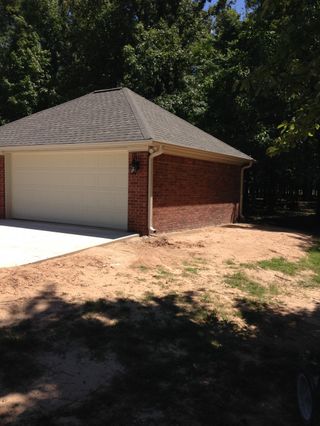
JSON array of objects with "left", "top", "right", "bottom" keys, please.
[
  {"left": 0, "top": 224, "right": 319, "bottom": 425},
  {"left": 0, "top": 223, "right": 317, "bottom": 321}
]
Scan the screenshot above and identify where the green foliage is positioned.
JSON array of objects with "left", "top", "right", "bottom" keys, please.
[
  {"left": 0, "top": 3, "right": 51, "bottom": 123},
  {"left": 248, "top": 0, "right": 320, "bottom": 151},
  {"left": 123, "top": 1, "right": 213, "bottom": 122}
]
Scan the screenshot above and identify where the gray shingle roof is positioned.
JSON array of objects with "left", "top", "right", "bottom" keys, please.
[{"left": 0, "top": 87, "right": 252, "bottom": 161}]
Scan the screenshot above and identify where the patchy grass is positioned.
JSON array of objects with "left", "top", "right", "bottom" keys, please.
[
  {"left": 153, "top": 266, "right": 175, "bottom": 280},
  {"left": 299, "top": 240, "right": 320, "bottom": 286},
  {"left": 225, "top": 272, "right": 267, "bottom": 300},
  {"left": 241, "top": 240, "right": 320, "bottom": 288},
  {"left": 268, "top": 282, "right": 280, "bottom": 296},
  {"left": 182, "top": 258, "right": 208, "bottom": 276},
  {"left": 183, "top": 266, "right": 199, "bottom": 275},
  {"left": 224, "top": 272, "right": 281, "bottom": 303},
  {"left": 257, "top": 257, "right": 300, "bottom": 275}
]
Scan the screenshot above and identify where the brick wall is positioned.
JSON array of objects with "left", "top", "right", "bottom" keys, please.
[
  {"left": 0, "top": 155, "right": 5, "bottom": 219},
  {"left": 153, "top": 155, "right": 241, "bottom": 232},
  {"left": 128, "top": 152, "right": 149, "bottom": 235}
]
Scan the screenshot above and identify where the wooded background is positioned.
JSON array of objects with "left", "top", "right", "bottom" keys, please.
[{"left": 0, "top": 0, "right": 319, "bottom": 219}]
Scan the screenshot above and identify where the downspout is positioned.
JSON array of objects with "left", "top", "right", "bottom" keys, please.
[
  {"left": 148, "top": 145, "right": 163, "bottom": 234},
  {"left": 240, "top": 160, "right": 253, "bottom": 220}
]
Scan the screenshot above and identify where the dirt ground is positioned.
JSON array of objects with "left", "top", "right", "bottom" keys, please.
[{"left": 0, "top": 224, "right": 319, "bottom": 425}]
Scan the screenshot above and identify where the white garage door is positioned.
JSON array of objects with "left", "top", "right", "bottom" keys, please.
[{"left": 10, "top": 150, "right": 128, "bottom": 229}]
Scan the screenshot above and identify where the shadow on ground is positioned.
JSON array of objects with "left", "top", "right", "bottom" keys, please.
[{"left": 0, "top": 285, "right": 319, "bottom": 425}]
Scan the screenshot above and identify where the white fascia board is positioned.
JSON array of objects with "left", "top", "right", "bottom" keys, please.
[
  {"left": 0, "top": 140, "right": 150, "bottom": 153},
  {"left": 150, "top": 141, "right": 252, "bottom": 166}
]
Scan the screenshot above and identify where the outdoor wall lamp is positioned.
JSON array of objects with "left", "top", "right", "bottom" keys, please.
[{"left": 130, "top": 156, "right": 140, "bottom": 174}]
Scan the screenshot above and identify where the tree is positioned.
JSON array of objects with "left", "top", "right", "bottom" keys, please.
[
  {"left": 246, "top": 0, "right": 320, "bottom": 214},
  {"left": 0, "top": 1, "right": 51, "bottom": 123},
  {"left": 123, "top": 0, "right": 213, "bottom": 122}
]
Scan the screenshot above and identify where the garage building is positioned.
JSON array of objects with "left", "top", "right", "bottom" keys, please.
[{"left": 0, "top": 87, "right": 252, "bottom": 235}]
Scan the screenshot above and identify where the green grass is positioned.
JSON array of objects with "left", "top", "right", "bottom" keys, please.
[
  {"left": 181, "top": 258, "right": 209, "bottom": 276},
  {"left": 152, "top": 266, "right": 177, "bottom": 283},
  {"left": 299, "top": 241, "right": 320, "bottom": 286},
  {"left": 183, "top": 266, "right": 199, "bottom": 275},
  {"left": 225, "top": 272, "right": 267, "bottom": 299},
  {"left": 257, "top": 257, "right": 299, "bottom": 275},
  {"left": 241, "top": 240, "right": 320, "bottom": 287},
  {"left": 182, "top": 260, "right": 205, "bottom": 275},
  {"left": 154, "top": 266, "right": 174, "bottom": 277},
  {"left": 268, "top": 282, "right": 280, "bottom": 296}
]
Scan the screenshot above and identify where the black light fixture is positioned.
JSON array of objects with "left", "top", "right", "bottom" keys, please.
[{"left": 130, "top": 155, "right": 140, "bottom": 174}]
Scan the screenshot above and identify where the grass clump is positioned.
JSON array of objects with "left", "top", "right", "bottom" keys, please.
[
  {"left": 152, "top": 266, "right": 177, "bottom": 283},
  {"left": 253, "top": 240, "right": 320, "bottom": 287},
  {"left": 184, "top": 266, "right": 199, "bottom": 275},
  {"left": 225, "top": 272, "right": 267, "bottom": 299},
  {"left": 299, "top": 241, "right": 320, "bottom": 286},
  {"left": 155, "top": 266, "right": 174, "bottom": 277},
  {"left": 143, "top": 291, "right": 155, "bottom": 303},
  {"left": 257, "top": 257, "right": 299, "bottom": 276},
  {"left": 182, "top": 258, "right": 209, "bottom": 276}
]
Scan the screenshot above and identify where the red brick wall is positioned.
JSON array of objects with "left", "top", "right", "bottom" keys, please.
[
  {"left": 0, "top": 155, "right": 5, "bottom": 219},
  {"left": 153, "top": 155, "right": 241, "bottom": 232},
  {"left": 128, "top": 152, "right": 149, "bottom": 235}
]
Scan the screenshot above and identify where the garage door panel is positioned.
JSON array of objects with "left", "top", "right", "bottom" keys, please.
[{"left": 10, "top": 151, "right": 129, "bottom": 229}]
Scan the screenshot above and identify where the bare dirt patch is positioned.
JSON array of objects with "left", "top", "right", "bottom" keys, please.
[{"left": 0, "top": 224, "right": 319, "bottom": 425}]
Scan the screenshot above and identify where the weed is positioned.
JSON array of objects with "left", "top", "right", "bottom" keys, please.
[
  {"left": 200, "top": 292, "right": 212, "bottom": 303},
  {"left": 193, "top": 257, "right": 208, "bottom": 264},
  {"left": 152, "top": 266, "right": 177, "bottom": 283},
  {"left": 184, "top": 266, "right": 199, "bottom": 275},
  {"left": 138, "top": 265, "right": 149, "bottom": 272},
  {"left": 143, "top": 291, "right": 155, "bottom": 303},
  {"left": 225, "top": 259, "right": 236, "bottom": 266}
]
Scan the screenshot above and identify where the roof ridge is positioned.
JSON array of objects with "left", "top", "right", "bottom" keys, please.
[
  {"left": 93, "top": 87, "right": 122, "bottom": 93},
  {"left": 130, "top": 90, "right": 250, "bottom": 158},
  {"left": 122, "top": 88, "right": 154, "bottom": 140}
]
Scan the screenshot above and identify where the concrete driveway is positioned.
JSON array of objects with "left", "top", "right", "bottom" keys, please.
[{"left": 0, "top": 220, "right": 138, "bottom": 268}]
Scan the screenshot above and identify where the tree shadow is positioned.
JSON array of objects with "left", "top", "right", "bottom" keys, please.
[
  {"left": 223, "top": 223, "right": 317, "bottom": 251},
  {"left": 0, "top": 285, "right": 319, "bottom": 425}
]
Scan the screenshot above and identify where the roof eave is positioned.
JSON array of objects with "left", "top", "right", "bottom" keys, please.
[
  {"left": 0, "top": 140, "right": 150, "bottom": 153},
  {"left": 150, "top": 141, "right": 254, "bottom": 166}
]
